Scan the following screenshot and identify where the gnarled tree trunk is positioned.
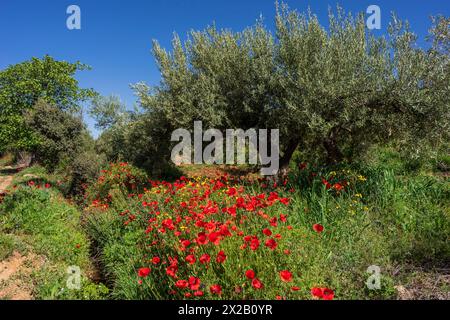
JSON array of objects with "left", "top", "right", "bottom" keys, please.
[{"left": 323, "top": 127, "right": 344, "bottom": 165}]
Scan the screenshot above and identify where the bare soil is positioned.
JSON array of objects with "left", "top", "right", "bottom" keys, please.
[{"left": 0, "top": 251, "right": 45, "bottom": 300}]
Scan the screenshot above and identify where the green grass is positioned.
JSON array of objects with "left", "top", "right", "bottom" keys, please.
[
  {"left": 0, "top": 233, "right": 15, "bottom": 260},
  {"left": 0, "top": 182, "right": 109, "bottom": 299},
  {"left": 436, "top": 154, "right": 450, "bottom": 172},
  {"left": 12, "top": 165, "right": 74, "bottom": 196}
]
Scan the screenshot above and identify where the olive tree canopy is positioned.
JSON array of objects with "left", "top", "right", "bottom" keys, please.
[{"left": 132, "top": 4, "right": 449, "bottom": 171}]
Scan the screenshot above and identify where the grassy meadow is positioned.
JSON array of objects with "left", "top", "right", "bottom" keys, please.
[{"left": 0, "top": 146, "right": 448, "bottom": 300}]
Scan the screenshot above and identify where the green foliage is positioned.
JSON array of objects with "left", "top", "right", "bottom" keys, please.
[
  {"left": 90, "top": 95, "right": 129, "bottom": 130},
  {"left": 436, "top": 154, "right": 450, "bottom": 172},
  {"left": 67, "top": 150, "right": 107, "bottom": 197},
  {"left": 0, "top": 184, "right": 109, "bottom": 299},
  {"left": 0, "top": 153, "right": 14, "bottom": 167},
  {"left": 290, "top": 162, "right": 450, "bottom": 264},
  {"left": 94, "top": 125, "right": 127, "bottom": 162},
  {"left": 33, "top": 269, "right": 109, "bottom": 300},
  {"left": 1, "top": 186, "right": 87, "bottom": 265},
  {"left": 361, "top": 146, "right": 421, "bottom": 175},
  {"left": 434, "top": 142, "right": 450, "bottom": 172},
  {"left": 84, "top": 162, "right": 148, "bottom": 204},
  {"left": 11, "top": 165, "right": 58, "bottom": 188},
  {"left": 0, "top": 233, "right": 14, "bottom": 261},
  {"left": 84, "top": 209, "right": 143, "bottom": 299},
  {"left": 0, "top": 55, "right": 96, "bottom": 152},
  {"left": 24, "top": 100, "right": 85, "bottom": 171},
  {"left": 94, "top": 105, "right": 180, "bottom": 178},
  {"left": 129, "top": 3, "right": 449, "bottom": 169}
]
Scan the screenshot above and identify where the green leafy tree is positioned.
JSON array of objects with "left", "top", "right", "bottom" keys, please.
[
  {"left": 133, "top": 3, "right": 449, "bottom": 173},
  {"left": 24, "top": 100, "right": 85, "bottom": 171},
  {"left": 0, "top": 55, "right": 96, "bottom": 152},
  {"left": 91, "top": 95, "right": 132, "bottom": 162},
  {"left": 90, "top": 95, "right": 129, "bottom": 130},
  {"left": 94, "top": 100, "right": 177, "bottom": 177}
]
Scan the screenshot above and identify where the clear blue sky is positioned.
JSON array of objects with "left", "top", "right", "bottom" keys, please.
[{"left": 1, "top": 0, "right": 449, "bottom": 137}]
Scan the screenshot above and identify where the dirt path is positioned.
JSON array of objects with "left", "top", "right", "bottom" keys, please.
[
  {"left": 0, "top": 172, "right": 14, "bottom": 206},
  {"left": 0, "top": 165, "right": 35, "bottom": 300},
  {"left": 0, "top": 251, "right": 45, "bottom": 300},
  {"left": 0, "top": 175, "right": 13, "bottom": 193},
  {"left": 0, "top": 162, "right": 21, "bottom": 202}
]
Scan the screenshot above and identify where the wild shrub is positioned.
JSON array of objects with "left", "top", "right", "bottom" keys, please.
[
  {"left": 83, "top": 162, "right": 148, "bottom": 206},
  {"left": 25, "top": 100, "right": 85, "bottom": 171}
]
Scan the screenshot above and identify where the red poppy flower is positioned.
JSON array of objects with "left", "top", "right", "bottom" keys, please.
[
  {"left": 245, "top": 269, "right": 256, "bottom": 280},
  {"left": 138, "top": 267, "right": 151, "bottom": 278},
  {"left": 216, "top": 250, "right": 227, "bottom": 263},
  {"left": 208, "top": 232, "right": 221, "bottom": 245},
  {"left": 210, "top": 284, "right": 222, "bottom": 295},
  {"left": 322, "top": 288, "right": 335, "bottom": 300},
  {"left": 181, "top": 239, "right": 191, "bottom": 247},
  {"left": 226, "top": 187, "right": 237, "bottom": 196},
  {"left": 279, "top": 270, "right": 293, "bottom": 282},
  {"left": 166, "top": 265, "right": 178, "bottom": 278},
  {"left": 250, "top": 237, "right": 260, "bottom": 251},
  {"left": 196, "top": 232, "right": 209, "bottom": 245},
  {"left": 333, "top": 183, "right": 344, "bottom": 191},
  {"left": 194, "top": 290, "right": 204, "bottom": 297},
  {"left": 226, "top": 206, "right": 237, "bottom": 216},
  {"left": 175, "top": 280, "right": 189, "bottom": 289},
  {"left": 312, "top": 224, "right": 324, "bottom": 233},
  {"left": 219, "top": 224, "right": 232, "bottom": 237},
  {"left": 267, "top": 192, "right": 278, "bottom": 201},
  {"left": 322, "top": 178, "right": 331, "bottom": 189},
  {"left": 262, "top": 228, "right": 272, "bottom": 236},
  {"left": 199, "top": 254, "right": 211, "bottom": 264},
  {"left": 162, "top": 218, "right": 175, "bottom": 230},
  {"left": 185, "top": 254, "right": 196, "bottom": 264},
  {"left": 265, "top": 238, "right": 278, "bottom": 250},
  {"left": 189, "top": 276, "right": 201, "bottom": 290},
  {"left": 149, "top": 257, "right": 159, "bottom": 265},
  {"left": 252, "top": 278, "right": 264, "bottom": 290},
  {"left": 291, "top": 286, "right": 300, "bottom": 291},
  {"left": 269, "top": 217, "right": 278, "bottom": 227},
  {"left": 311, "top": 287, "right": 323, "bottom": 298}
]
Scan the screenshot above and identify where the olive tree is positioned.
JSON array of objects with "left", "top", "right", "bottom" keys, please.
[
  {"left": 24, "top": 100, "right": 85, "bottom": 170},
  {"left": 134, "top": 3, "right": 449, "bottom": 172}
]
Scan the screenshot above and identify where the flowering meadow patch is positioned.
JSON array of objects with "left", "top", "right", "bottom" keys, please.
[
  {"left": 4, "top": 159, "right": 448, "bottom": 300},
  {"left": 83, "top": 161, "right": 450, "bottom": 300},
  {"left": 84, "top": 163, "right": 339, "bottom": 300}
]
